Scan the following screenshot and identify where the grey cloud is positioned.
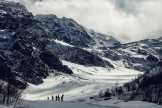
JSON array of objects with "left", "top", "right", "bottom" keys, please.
[
  {"left": 9, "top": 0, "right": 162, "bottom": 42},
  {"left": 115, "top": 0, "right": 138, "bottom": 15},
  {"left": 115, "top": 0, "right": 162, "bottom": 15}
]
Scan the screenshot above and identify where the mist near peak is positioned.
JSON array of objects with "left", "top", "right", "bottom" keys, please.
[{"left": 9, "top": 0, "right": 162, "bottom": 42}]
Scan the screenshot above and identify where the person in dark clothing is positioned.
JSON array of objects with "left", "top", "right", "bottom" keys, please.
[
  {"left": 58, "top": 95, "right": 60, "bottom": 101},
  {"left": 61, "top": 95, "right": 64, "bottom": 101},
  {"left": 47, "top": 97, "right": 49, "bottom": 100},
  {"left": 52, "top": 95, "right": 54, "bottom": 100},
  {"left": 55, "top": 95, "right": 58, "bottom": 101}
]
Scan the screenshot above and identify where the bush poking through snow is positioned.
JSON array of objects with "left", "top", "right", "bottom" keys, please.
[{"left": 0, "top": 80, "right": 23, "bottom": 106}]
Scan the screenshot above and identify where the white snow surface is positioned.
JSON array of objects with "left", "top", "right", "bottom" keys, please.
[
  {"left": 24, "top": 60, "right": 142, "bottom": 101},
  {"left": 53, "top": 39, "right": 73, "bottom": 47},
  {"left": 0, "top": 9, "right": 7, "bottom": 14},
  {"left": 1, "top": 99, "right": 162, "bottom": 108},
  {"left": 86, "top": 29, "right": 120, "bottom": 48}
]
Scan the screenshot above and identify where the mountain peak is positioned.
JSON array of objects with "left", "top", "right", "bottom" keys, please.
[
  {"left": 35, "top": 14, "right": 58, "bottom": 20},
  {"left": 35, "top": 14, "right": 121, "bottom": 48},
  {"left": 0, "top": 0, "right": 30, "bottom": 17}
]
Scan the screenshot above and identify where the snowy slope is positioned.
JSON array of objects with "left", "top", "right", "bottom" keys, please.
[
  {"left": 1, "top": 99, "right": 162, "bottom": 108},
  {"left": 24, "top": 61, "right": 141, "bottom": 101}
]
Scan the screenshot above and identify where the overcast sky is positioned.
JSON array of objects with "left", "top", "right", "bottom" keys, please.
[{"left": 10, "top": 0, "right": 162, "bottom": 42}]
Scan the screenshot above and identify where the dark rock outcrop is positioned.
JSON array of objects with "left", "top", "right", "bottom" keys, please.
[{"left": 40, "top": 51, "right": 73, "bottom": 74}]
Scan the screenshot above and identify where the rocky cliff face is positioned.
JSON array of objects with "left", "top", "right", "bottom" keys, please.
[
  {"left": 35, "top": 14, "right": 121, "bottom": 48},
  {"left": 0, "top": 1, "right": 73, "bottom": 86}
]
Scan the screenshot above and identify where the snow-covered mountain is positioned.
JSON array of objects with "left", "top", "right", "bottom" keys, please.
[
  {"left": 0, "top": 1, "right": 162, "bottom": 106},
  {"left": 0, "top": 1, "right": 73, "bottom": 87},
  {"left": 0, "top": 1, "right": 115, "bottom": 88},
  {"left": 35, "top": 14, "right": 121, "bottom": 48},
  {"left": 35, "top": 13, "right": 161, "bottom": 73}
]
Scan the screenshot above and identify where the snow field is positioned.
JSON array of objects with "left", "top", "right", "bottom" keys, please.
[{"left": 24, "top": 60, "right": 142, "bottom": 101}]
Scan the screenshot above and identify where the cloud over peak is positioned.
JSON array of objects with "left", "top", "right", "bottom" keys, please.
[{"left": 10, "top": 0, "right": 162, "bottom": 42}]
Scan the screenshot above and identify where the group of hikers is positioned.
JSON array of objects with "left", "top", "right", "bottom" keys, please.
[{"left": 47, "top": 95, "right": 64, "bottom": 101}]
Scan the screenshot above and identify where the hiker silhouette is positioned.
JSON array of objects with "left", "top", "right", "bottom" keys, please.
[
  {"left": 52, "top": 95, "right": 54, "bottom": 100},
  {"left": 56, "top": 95, "right": 58, "bottom": 101},
  {"left": 58, "top": 95, "right": 60, "bottom": 101},
  {"left": 61, "top": 95, "right": 64, "bottom": 101}
]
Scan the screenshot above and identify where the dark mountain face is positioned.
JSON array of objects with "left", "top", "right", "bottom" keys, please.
[
  {"left": 35, "top": 14, "right": 96, "bottom": 48},
  {"left": 0, "top": 54, "right": 26, "bottom": 89},
  {"left": 46, "top": 41, "right": 114, "bottom": 68},
  {"left": 35, "top": 14, "right": 117, "bottom": 68},
  {"left": 117, "top": 62, "right": 162, "bottom": 104},
  {"left": 0, "top": 1, "right": 73, "bottom": 87},
  {"left": 92, "top": 38, "right": 162, "bottom": 72},
  {"left": 35, "top": 14, "right": 121, "bottom": 48},
  {"left": 39, "top": 51, "right": 73, "bottom": 74},
  {"left": 0, "top": 1, "right": 114, "bottom": 88},
  {"left": 35, "top": 13, "right": 162, "bottom": 73}
]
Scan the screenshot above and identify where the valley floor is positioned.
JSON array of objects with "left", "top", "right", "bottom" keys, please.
[
  {"left": 15, "top": 61, "right": 154, "bottom": 108},
  {"left": 24, "top": 61, "right": 142, "bottom": 100},
  {"left": 1, "top": 99, "right": 162, "bottom": 108}
]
